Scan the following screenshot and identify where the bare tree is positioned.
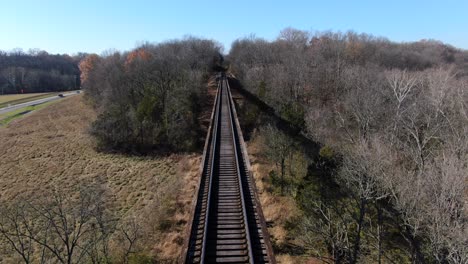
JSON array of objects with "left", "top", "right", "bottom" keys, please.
[
  {"left": 385, "top": 69, "right": 421, "bottom": 144},
  {"left": 300, "top": 201, "right": 352, "bottom": 264},
  {"left": 0, "top": 202, "right": 35, "bottom": 263},
  {"left": 278, "top": 27, "right": 310, "bottom": 47},
  {"left": 337, "top": 138, "right": 390, "bottom": 264},
  {"left": 0, "top": 185, "right": 116, "bottom": 264},
  {"left": 117, "top": 217, "right": 142, "bottom": 264},
  {"left": 229, "top": 28, "right": 468, "bottom": 264},
  {"left": 263, "top": 125, "right": 295, "bottom": 195},
  {"left": 423, "top": 149, "right": 467, "bottom": 263}
]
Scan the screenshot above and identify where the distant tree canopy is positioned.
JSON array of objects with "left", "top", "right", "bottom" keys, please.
[
  {"left": 82, "top": 38, "right": 222, "bottom": 153},
  {"left": 0, "top": 49, "right": 81, "bottom": 94}
]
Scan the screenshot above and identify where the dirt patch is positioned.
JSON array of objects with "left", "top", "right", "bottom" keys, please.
[{"left": 0, "top": 95, "right": 201, "bottom": 262}]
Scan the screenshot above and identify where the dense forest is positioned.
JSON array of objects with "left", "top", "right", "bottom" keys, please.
[
  {"left": 0, "top": 49, "right": 81, "bottom": 94},
  {"left": 228, "top": 28, "right": 468, "bottom": 263},
  {"left": 80, "top": 38, "right": 222, "bottom": 152}
]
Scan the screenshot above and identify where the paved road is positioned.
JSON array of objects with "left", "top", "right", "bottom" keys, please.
[{"left": 0, "top": 92, "right": 80, "bottom": 115}]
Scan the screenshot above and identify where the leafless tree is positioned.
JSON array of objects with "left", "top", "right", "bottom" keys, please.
[
  {"left": 300, "top": 201, "right": 352, "bottom": 264},
  {"left": 0, "top": 202, "right": 35, "bottom": 263},
  {"left": 385, "top": 69, "right": 421, "bottom": 144},
  {"left": 337, "top": 137, "right": 391, "bottom": 264},
  {"left": 263, "top": 125, "right": 295, "bottom": 195},
  {"left": 228, "top": 27, "right": 468, "bottom": 263},
  {"left": 278, "top": 27, "right": 310, "bottom": 47},
  {"left": 0, "top": 185, "right": 116, "bottom": 264},
  {"left": 423, "top": 150, "right": 467, "bottom": 263},
  {"left": 117, "top": 217, "right": 142, "bottom": 264}
]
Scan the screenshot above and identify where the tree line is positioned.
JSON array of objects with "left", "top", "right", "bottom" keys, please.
[
  {"left": 0, "top": 49, "right": 81, "bottom": 94},
  {"left": 80, "top": 38, "right": 222, "bottom": 153},
  {"left": 228, "top": 28, "right": 467, "bottom": 263}
]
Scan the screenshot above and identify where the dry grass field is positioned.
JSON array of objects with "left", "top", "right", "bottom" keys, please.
[
  {"left": 0, "top": 95, "right": 202, "bottom": 262},
  {"left": 0, "top": 93, "right": 49, "bottom": 104},
  {"left": 0, "top": 92, "right": 57, "bottom": 108},
  {"left": 0, "top": 100, "right": 57, "bottom": 125}
]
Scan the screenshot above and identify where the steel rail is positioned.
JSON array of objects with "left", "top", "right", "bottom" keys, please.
[
  {"left": 184, "top": 74, "right": 274, "bottom": 263},
  {"left": 224, "top": 77, "right": 254, "bottom": 263},
  {"left": 226, "top": 78, "right": 276, "bottom": 264},
  {"left": 182, "top": 76, "right": 221, "bottom": 264},
  {"left": 200, "top": 78, "right": 222, "bottom": 262}
]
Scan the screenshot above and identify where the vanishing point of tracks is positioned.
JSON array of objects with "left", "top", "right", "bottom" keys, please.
[{"left": 182, "top": 75, "right": 275, "bottom": 264}]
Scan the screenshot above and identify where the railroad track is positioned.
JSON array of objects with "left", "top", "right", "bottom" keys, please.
[{"left": 182, "top": 75, "right": 275, "bottom": 264}]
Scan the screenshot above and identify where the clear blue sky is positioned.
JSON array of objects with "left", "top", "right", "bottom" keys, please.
[{"left": 1, "top": 0, "right": 467, "bottom": 55}]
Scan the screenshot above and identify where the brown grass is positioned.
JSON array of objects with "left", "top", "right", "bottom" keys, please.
[
  {"left": 0, "top": 93, "right": 52, "bottom": 103},
  {"left": 0, "top": 95, "right": 201, "bottom": 262},
  {"left": 0, "top": 92, "right": 59, "bottom": 109}
]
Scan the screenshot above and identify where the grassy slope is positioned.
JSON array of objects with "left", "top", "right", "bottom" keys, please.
[
  {"left": 0, "top": 92, "right": 58, "bottom": 108},
  {"left": 0, "top": 95, "right": 201, "bottom": 262},
  {"left": 0, "top": 93, "right": 51, "bottom": 103},
  {"left": 0, "top": 100, "right": 58, "bottom": 125}
]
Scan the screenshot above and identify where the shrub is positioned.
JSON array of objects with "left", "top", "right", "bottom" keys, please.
[
  {"left": 319, "top": 145, "right": 335, "bottom": 160},
  {"left": 280, "top": 101, "right": 306, "bottom": 131}
]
